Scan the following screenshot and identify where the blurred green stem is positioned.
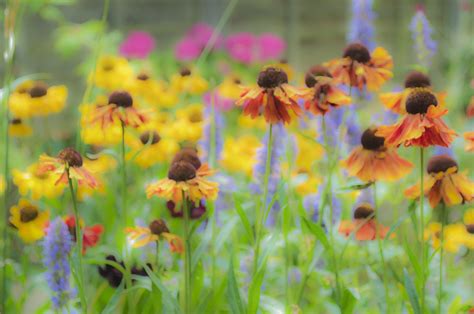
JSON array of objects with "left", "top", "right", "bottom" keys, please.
[
  {"left": 182, "top": 195, "right": 192, "bottom": 313},
  {"left": 438, "top": 202, "right": 446, "bottom": 314},
  {"left": 121, "top": 122, "right": 127, "bottom": 226},
  {"left": 374, "top": 182, "right": 390, "bottom": 311},
  {"left": 419, "top": 147, "right": 426, "bottom": 313}
]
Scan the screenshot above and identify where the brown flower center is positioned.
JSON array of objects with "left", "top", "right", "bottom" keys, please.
[
  {"left": 171, "top": 148, "right": 201, "bottom": 170},
  {"left": 361, "top": 128, "right": 385, "bottom": 150},
  {"left": 343, "top": 43, "right": 371, "bottom": 63},
  {"left": 305, "top": 65, "right": 332, "bottom": 88},
  {"left": 353, "top": 203, "right": 375, "bottom": 220},
  {"left": 108, "top": 91, "right": 133, "bottom": 108},
  {"left": 233, "top": 78, "right": 241, "bottom": 84},
  {"left": 58, "top": 147, "right": 83, "bottom": 167},
  {"left": 149, "top": 219, "right": 170, "bottom": 235},
  {"left": 29, "top": 83, "right": 48, "bottom": 98},
  {"left": 180, "top": 68, "right": 192, "bottom": 76},
  {"left": 10, "top": 118, "right": 22, "bottom": 125},
  {"left": 168, "top": 161, "right": 196, "bottom": 182},
  {"left": 404, "top": 71, "right": 431, "bottom": 88},
  {"left": 137, "top": 73, "right": 150, "bottom": 81},
  {"left": 427, "top": 155, "right": 458, "bottom": 174},
  {"left": 257, "top": 67, "right": 288, "bottom": 89},
  {"left": 139, "top": 131, "right": 161, "bottom": 145},
  {"left": 466, "top": 224, "right": 474, "bottom": 234},
  {"left": 405, "top": 90, "right": 438, "bottom": 114},
  {"left": 20, "top": 205, "right": 39, "bottom": 223},
  {"left": 189, "top": 111, "right": 203, "bottom": 123}
]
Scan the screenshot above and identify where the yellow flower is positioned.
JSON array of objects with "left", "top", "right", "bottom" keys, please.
[
  {"left": 126, "top": 130, "right": 180, "bottom": 168},
  {"left": 216, "top": 76, "right": 241, "bottom": 100},
  {"left": 125, "top": 73, "right": 165, "bottom": 105},
  {"left": 76, "top": 156, "right": 116, "bottom": 200},
  {"left": 465, "top": 208, "right": 474, "bottom": 225},
  {"left": 12, "top": 163, "right": 65, "bottom": 199},
  {"left": 170, "top": 68, "right": 208, "bottom": 95},
  {"left": 171, "top": 104, "right": 204, "bottom": 143},
  {"left": 9, "top": 199, "right": 49, "bottom": 243},
  {"left": 294, "top": 172, "right": 321, "bottom": 196},
  {"left": 9, "top": 118, "right": 32, "bottom": 137},
  {"left": 0, "top": 175, "right": 5, "bottom": 196},
  {"left": 92, "top": 55, "right": 133, "bottom": 90},
  {"left": 221, "top": 135, "right": 260, "bottom": 176},
  {"left": 80, "top": 98, "right": 122, "bottom": 146},
  {"left": 294, "top": 130, "right": 324, "bottom": 172},
  {"left": 156, "top": 86, "right": 179, "bottom": 109},
  {"left": 126, "top": 219, "right": 183, "bottom": 253},
  {"left": 8, "top": 81, "right": 67, "bottom": 118},
  {"left": 237, "top": 114, "right": 267, "bottom": 130}
]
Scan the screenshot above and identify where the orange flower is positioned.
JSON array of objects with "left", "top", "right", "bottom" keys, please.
[
  {"left": 301, "top": 65, "right": 351, "bottom": 115},
  {"left": 146, "top": 148, "right": 219, "bottom": 202},
  {"left": 236, "top": 67, "right": 302, "bottom": 124},
  {"left": 464, "top": 131, "right": 474, "bottom": 152},
  {"left": 325, "top": 42, "right": 393, "bottom": 92},
  {"left": 342, "top": 127, "right": 413, "bottom": 182},
  {"left": 63, "top": 215, "right": 103, "bottom": 254},
  {"left": 376, "top": 90, "right": 456, "bottom": 147},
  {"left": 338, "top": 203, "right": 390, "bottom": 241},
  {"left": 380, "top": 71, "right": 446, "bottom": 114},
  {"left": 405, "top": 155, "right": 474, "bottom": 208},
  {"left": 37, "top": 147, "right": 98, "bottom": 189},
  {"left": 125, "top": 219, "right": 183, "bottom": 253},
  {"left": 90, "top": 90, "right": 149, "bottom": 129}
]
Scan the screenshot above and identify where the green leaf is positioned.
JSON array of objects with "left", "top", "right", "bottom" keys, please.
[
  {"left": 143, "top": 264, "right": 182, "bottom": 314},
  {"left": 234, "top": 197, "right": 254, "bottom": 243},
  {"left": 340, "top": 286, "right": 357, "bottom": 314},
  {"left": 403, "top": 238, "right": 422, "bottom": 279},
  {"left": 226, "top": 258, "right": 246, "bottom": 314},
  {"left": 403, "top": 268, "right": 421, "bottom": 314},
  {"left": 247, "top": 264, "right": 266, "bottom": 314},
  {"left": 101, "top": 281, "right": 125, "bottom": 314},
  {"left": 384, "top": 205, "right": 414, "bottom": 242},
  {"left": 339, "top": 182, "right": 373, "bottom": 191},
  {"left": 302, "top": 217, "right": 330, "bottom": 250}
]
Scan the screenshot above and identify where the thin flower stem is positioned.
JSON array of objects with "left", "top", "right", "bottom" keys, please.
[
  {"left": 182, "top": 194, "right": 192, "bottom": 314},
  {"left": 66, "top": 168, "right": 87, "bottom": 312},
  {"left": 208, "top": 91, "right": 217, "bottom": 295},
  {"left": 155, "top": 241, "right": 160, "bottom": 272},
  {"left": 374, "top": 182, "right": 390, "bottom": 311},
  {"left": 419, "top": 147, "right": 426, "bottom": 313},
  {"left": 121, "top": 122, "right": 127, "bottom": 227},
  {"left": 438, "top": 202, "right": 446, "bottom": 314}
]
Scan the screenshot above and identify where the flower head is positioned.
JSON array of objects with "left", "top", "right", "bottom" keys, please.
[
  {"left": 12, "top": 163, "right": 65, "bottom": 199},
  {"left": 10, "top": 199, "right": 49, "bottom": 243},
  {"left": 166, "top": 200, "right": 207, "bottom": 219},
  {"left": 91, "top": 56, "right": 133, "bottom": 90},
  {"left": 126, "top": 219, "right": 183, "bottom": 253},
  {"left": 119, "top": 31, "right": 156, "bottom": 59},
  {"left": 63, "top": 215, "right": 103, "bottom": 254},
  {"left": 9, "top": 118, "right": 32, "bottom": 137}
]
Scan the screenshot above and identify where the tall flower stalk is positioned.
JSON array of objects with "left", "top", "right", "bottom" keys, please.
[
  {"left": 182, "top": 194, "right": 191, "bottom": 314},
  {"left": 348, "top": 0, "right": 376, "bottom": 50},
  {"left": 410, "top": 5, "right": 437, "bottom": 70},
  {"left": 121, "top": 122, "right": 127, "bottom": 227},
  {"left": 419, "top": 148, "right": 426, "bottom": 312},
  {"left": 438, "top": 202, "right": 447, "bottom": 314}
]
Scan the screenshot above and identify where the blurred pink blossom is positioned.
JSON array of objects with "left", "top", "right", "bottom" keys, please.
[
  {"left": 257, "top": 33, "right": 286, "bottom": 62},
  {"left": 174, "top": 23, "right": 222, "bottom": 61},
  {"left": 203, "top": 91, "right": 235, "bottom": 111},
  {"left": 119, "top": 31, "right": 156, "bottom": 59},
  {"left": 175, "top": 38, "right": 202, "bottom": 61},
  {"left": 224, "top": 32, "right": 286, "bottom": 64}
]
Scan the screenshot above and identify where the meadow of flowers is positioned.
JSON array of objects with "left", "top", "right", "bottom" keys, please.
[{"left": 0, "top": 0, "right": 473, "bottom": 313}]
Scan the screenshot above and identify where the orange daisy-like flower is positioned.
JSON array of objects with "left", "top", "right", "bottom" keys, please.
[
  {"left": 63, "top": 215, "right": 103, "bottom": 254},
  {"left": 376, "top": 90, "right": 456, "bottom": 147},
  {"left": 405, "top": 154, "right": 474, "bottom": 208},
  {"left": 301, "top": 65, "right": 351, "bottom": 115},
  {"left": 126, "top": 219, "right": 183, "bottom": 253},
  {"left": 90, "top": 90, "right": 149, "bottom": 129},
  {"left": 146, "top": 148, "right": 219, "bottom": 203},
  {"left": 464, "top": 131, "right": 474, "bottom": 152},
  {"left": 235, "top": 67, "right": 302, "bottom": 124},
  {"left": 338, "top": 203, "right": 390, "bottom": 241},
  {"left": 37, "top": 147, "right": 98, "bottom": 189},
  {"left": 342, "top": 127, "right": 413, "bottom": 182},
  {"left": 380, "top": 71, "right": 447, "bottom": 114},
  {"left": 325, "top": 42, "right": 393, "bottom": 92}
]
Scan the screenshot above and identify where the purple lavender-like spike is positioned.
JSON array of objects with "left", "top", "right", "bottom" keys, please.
[
  {"left": 410, "top": 5, "right": 437, "bottom": 68},
  {"left": 347, "top": 0, "right": 376, "bottom": 50},
  {"left": 199, "top": 101, "right": 224, "bottom": 164},
  {"left": 303, "top": 186, "right": 342, "bottom": 226}
]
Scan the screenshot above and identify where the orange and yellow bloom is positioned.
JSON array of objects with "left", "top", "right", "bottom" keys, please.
[
  {"left": 338, "top": 203, "right": 390, "bottom": 241},
  {"left": 126, "top": 219, "right": 183, "bottom": 253},
  {"left": 464, "top": 131, "right": 474, "bottom": 152}
]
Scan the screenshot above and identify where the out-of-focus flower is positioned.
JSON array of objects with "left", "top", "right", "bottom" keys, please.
[
  {"left": 126, "top": 72, "right": 165, "bottom": 105},
  {"left": 377, "top": 90, "right": 456, "bottom": 147},
  {"left": 342, "top": 127, "right": 413, "bottom": 182},
  {"left": 225, "top": 32, "right": 255, "bottom": 64},
  {"left": 257, "top": 33, "right": 286, "bottom": 62},
  {"left": 170, "top": 68, "right": 209, "bottom": 95},
  {"left": 348, "top": 0, "right": 376, "bottom": 50},
  {"left": 237, "top": 67, "right": 302, "bottom": 124},
  {"left": 63, "top": 215, "right": 103, "bottom": 254},
  {"left": 380, "top": 71, "right": 446, "bottom": 114},
  {"left": 464, "top": 131, "right": 474, "bottom": 152},
  {"left": 10, "top": 199, "right": 49, "bottom": 243},
  {"left": 119, "top": 31, "right": 156, "bottom": 59},
  {"left": 338, "top": 202, "right": 390, "bottom": 241},
  {"left": 221, "top": 135, "right": 260, "bottom": 176},
  {"left": 174, "top": 23, "right": 221, "bottom": 61},
  {"left": 98, "top": 255, "right": 152, "bottom": 288},
  {"left": 199, "top": 105, "right": 224, "bottom": 164},
  {"left": 295, "top": 173, "right": 321, "bottom": 196},
  {"left": 12, "top": 163, "right": 65, "bottom": 200},
  {"left": 294, "top": 130, "right": 324, "bottom": 172},
  {"left": 8, "top": 81, "right": 67, "bottom": 118},
  {"left": 410, "top": 5, "right": 437, "bottom": 68},
  {"left": 126, "top": 219, "right": 183, "bottom": 253},
  {"left": 203, "top": 76, "right": 241, "bottom": 111},
  {"left": 303, "top": 186, "right": 341, "bottom": 224},
  {"left": 76, "top": 154, "right": 117, "bottom": 200},
  {"left": 92, "top": 55, "right": 133, "bottom": 90},
  {"left": 325, "top": 42, "right": 393, "bottom": 92},
  {"left": 146, "top": 148, "right": 219, "bottom": 202},
  {"left": 0, "top": 175, "right": 5, "bottom": 196},
  {"left": 405, "top": 154, "right": 474, "bottom": 208},
  {"left": 43, "top": 218, "right": 74, "bottom": 309},
  {"left": 166, "top": 200, "right": 207, "bottom": 219},
  {"left": 301, "top": 65, "right": 352, "bottom": 116},
  {"left": 126, "top": 130, "right": 180, "bottom": 168},
  {"left": 238, "top": 114, "right": 267, "bottom": 130},
  {"left": 172, "top": 104, "right": 204, "bottom": 143},
  {"left": 37, "top": 147, "right": 98, "bottom": 189},
  {"left": 8, "top": 118, "right": 32, "bottom": 137},
  {"left": 224, "top": 33, "right": 286, "bottom": 64}
]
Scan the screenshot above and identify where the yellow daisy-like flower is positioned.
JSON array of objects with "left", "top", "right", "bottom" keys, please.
[
  {"left": 9, "top": 118, "right": 33, "bottom": 137},
  {"left": 80, "top": 99, "right": 123, "bottom": 146},
  {"left": 92, "top": 55, "right": 133, "bottom": 90},
  {"left": 9, "top": 199, "right": 49, "bottom": 243},
  {"left": 8, "top": 81, "right": 67, "bottom": 118},
  {"left": 126, "top": 130, "right": 180, "bottom": 168},
  {"left": 171, "top": 104, "right": 204, "bottom": 143},
  {"left": 220, "top": 135, "right": 260, "bottom": 177},
  {"left": 125, "top": 219, "right": 183, "bottom": 253},
  {"left": 76, "top": 155, "right": 116, "bottom": 201},
  {"left": 12, "top": 163, "right": 65, "bottom": 199},
  {"left": 294, "top": 172, "right": 321, "bottom": 196},
  {"left": 294, "top": 130, "right": 324, "bottom": 172},
  {"left": 0, "top": 175, "right": 5, "bottom": 196},
  {"left": 216, "top": 76, "right": 242, "bottom": 100},
  {"left": 125, "top": 72, "right": 164, "bottom": 105},
  {"left": 237, "top": 114, "right": 267, "bottom": 130},
  {"left": 170, "top": 68, "right": 208, "bottom": 95}
]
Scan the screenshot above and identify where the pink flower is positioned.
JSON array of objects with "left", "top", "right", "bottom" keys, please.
[
  {"left": 257, "top": 33, "right": 286, "bottom": 62},
  {"left": 175, "top": 38, "right": 202, "bottom": 61},
  {"left": 174, "top": 23, "right": 222, "bottom": 62},
  {"left": 203, "top": 91, "right": 234, "bottom": 111},
  {"left": 224, "top": 33, "right": 256, "bottom": 64},
  {"left": 119, "top": 31, "right": 156, "bottom": 59}
]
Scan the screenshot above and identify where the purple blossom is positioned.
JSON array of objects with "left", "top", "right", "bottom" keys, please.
[
  {"left": 43, "top": 218, "right": 74, "bottom": 310},
  {"left": 433, "top": 146, "right": 453, "bottom": 157},
  {"left": 199, "top": 103, "right": 224, "bottom": 164},
  {"left": 303, "top": 186, "right": 342, "bottom": 225},
  {"left": 345, "top": 107, "right": 362, "bottom": 149},
  {"left": 410, "top": 5, "right": 437, "bottom": 68},
  {"left": 347, "top": 0, "right": 376, "bottom": 50},
  {"left": 119, "top": 31, "right": 156, "bottom": 59}
]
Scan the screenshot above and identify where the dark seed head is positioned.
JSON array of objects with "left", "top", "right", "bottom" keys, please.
[
  {"left": 404, "top": 71, "right": 431, "bottom": 88},
  {"left": 305, "top": 65, "right": 332, "bottom": 88},
  {"left": 233, "top": 78, "right": 241, "bottom": 84},
  {"left": 171, "top": 148, "right": 201, "bottom": 170},
  {"left": 140, "top": 131, "right": 161, "bottom": 145},
  {"left": 180, "top": 67, "right": 192, "bottom": 76},
  {"left": 58, "top": 147, "right": 83, "bottom": 167},
  {"left": 257, "top": 67, "right": 288, "bottom": 88},
  {"left": 427, "top": 155, "right": 458, "bottom": 174},
  {"left": 10, "top": 118, "right": 22, "bottom": 125},
  {"left": 19, "top": 205, "right": 39, "bottom": 223},
  {"left": 137, "top": 73, "right": 150, "bottom": 81},
  {"left": 405, "top": 90, "right": 438, "bottom": 114},
  {"left": 168, "top": 161, "right": 196, "bottom": 182},
  {"left": 343, "top": 43, "right": 371, "bottom": 63},
  {"left": 353, "top": 203, "right": 375, "bottom": 220},
  {"left": 108, "top": 91, "right": 133, "bottom": 108},
  {"left": 149, "top": 219, "right": 170, "bottom": 235},
  {"left": 466, "top": 224, "right": 474, "bottom": 234},
  {"left": 29, "top": 82, "right": 48, "bottom": 98},
  {"left": 361, "top": 128, "right": 385, "bottom": 150}
]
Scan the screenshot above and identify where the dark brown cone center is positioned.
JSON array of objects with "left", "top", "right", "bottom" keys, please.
[
  {"left": 353, "top": 204, "right": 375, "bottom": 220},
  {"left": 427, "top": 155, "right": 458, "bottom": 174},
  {"left": 168, "top": 161, "right": 196, "bottom": 182},
  {"left": 108, "top": 91, "right": 133, "bottom": 108},
  {"left": 343, "top": 43, "right": 371, "bottom": 63},
  {"left": 10, "top": 118, "right": 22, "bottom": 125},
  {"left": 58, "top": 147, "right": 83, "bottom": 167},
  {"left": 137, "top": 73, "right": 150, "bottom": 81},
  {"left": 172, "top": 148, "right": 201, "bottom": 170},
  {"left": 405, "top": 90, "right": 438, "bottom": 114},
  {"left": 20, "top": 205, "right": 39, "bottom": 223},
  {"left": 180, "top": 68, "right": 192, "bottom": 76},
  {"left": 404, "top": 71, "right": 431, "bottom": 88},
  {"left": 466, "top": 224, "right": 474, "bottom": 234},
  {"left": 257, "top": 67, "right": 288, "bottom": 89},
  {"left": 29, "top": 83, "right": 48, "bottom": 98},
  {"left": 305, "top": 65, "right": 332, "bottom": 88},
  {"left": 149, "top": 219, "right": 170, "bottom": 235},
  {"left": 140, "top": 131, "right": 161, "bottom": 145},
  {"left": 361, "top": 128, "right": 385, "bottom": 150}
]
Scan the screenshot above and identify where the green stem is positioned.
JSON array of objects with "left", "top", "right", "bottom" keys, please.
[
  {"left": 420, "top": 147, "right": 426, "bottom": 313},
  {"left": 66, "top": 168, "right": 87, "bottom": 312},
  {"left": 438, "top": 202, "right": 446, "bottom": 314},
  {"left": 182, "top": 195, "right": 192, "bottom": 314},
  {"left": 121, "top": 122, "right": 127, "bottom": 227}
]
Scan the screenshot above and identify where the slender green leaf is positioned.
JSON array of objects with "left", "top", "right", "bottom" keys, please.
[
  {"left": 403, "top": 268, "right": 421, "bottom": 314},
  {"left": 340, "top": 286, "right": 357, "bottom": 314},
  {"left": 234, "top": 197, "right": 254, "bottom": 242},
  {"left": 302, "top": 217, "right": 330, "bottom": 250},
  {"left": 247, "top": 264, "right": 266, "bottom": 314},
  {"left": 226, "top": 258, "right": 246, "bottom": 314},
  {"left": 101, "top": 281, "right": 124, "bottom": 314},
  {"left": 143, "top": 264, "right": 182, "bottom": 314}
]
